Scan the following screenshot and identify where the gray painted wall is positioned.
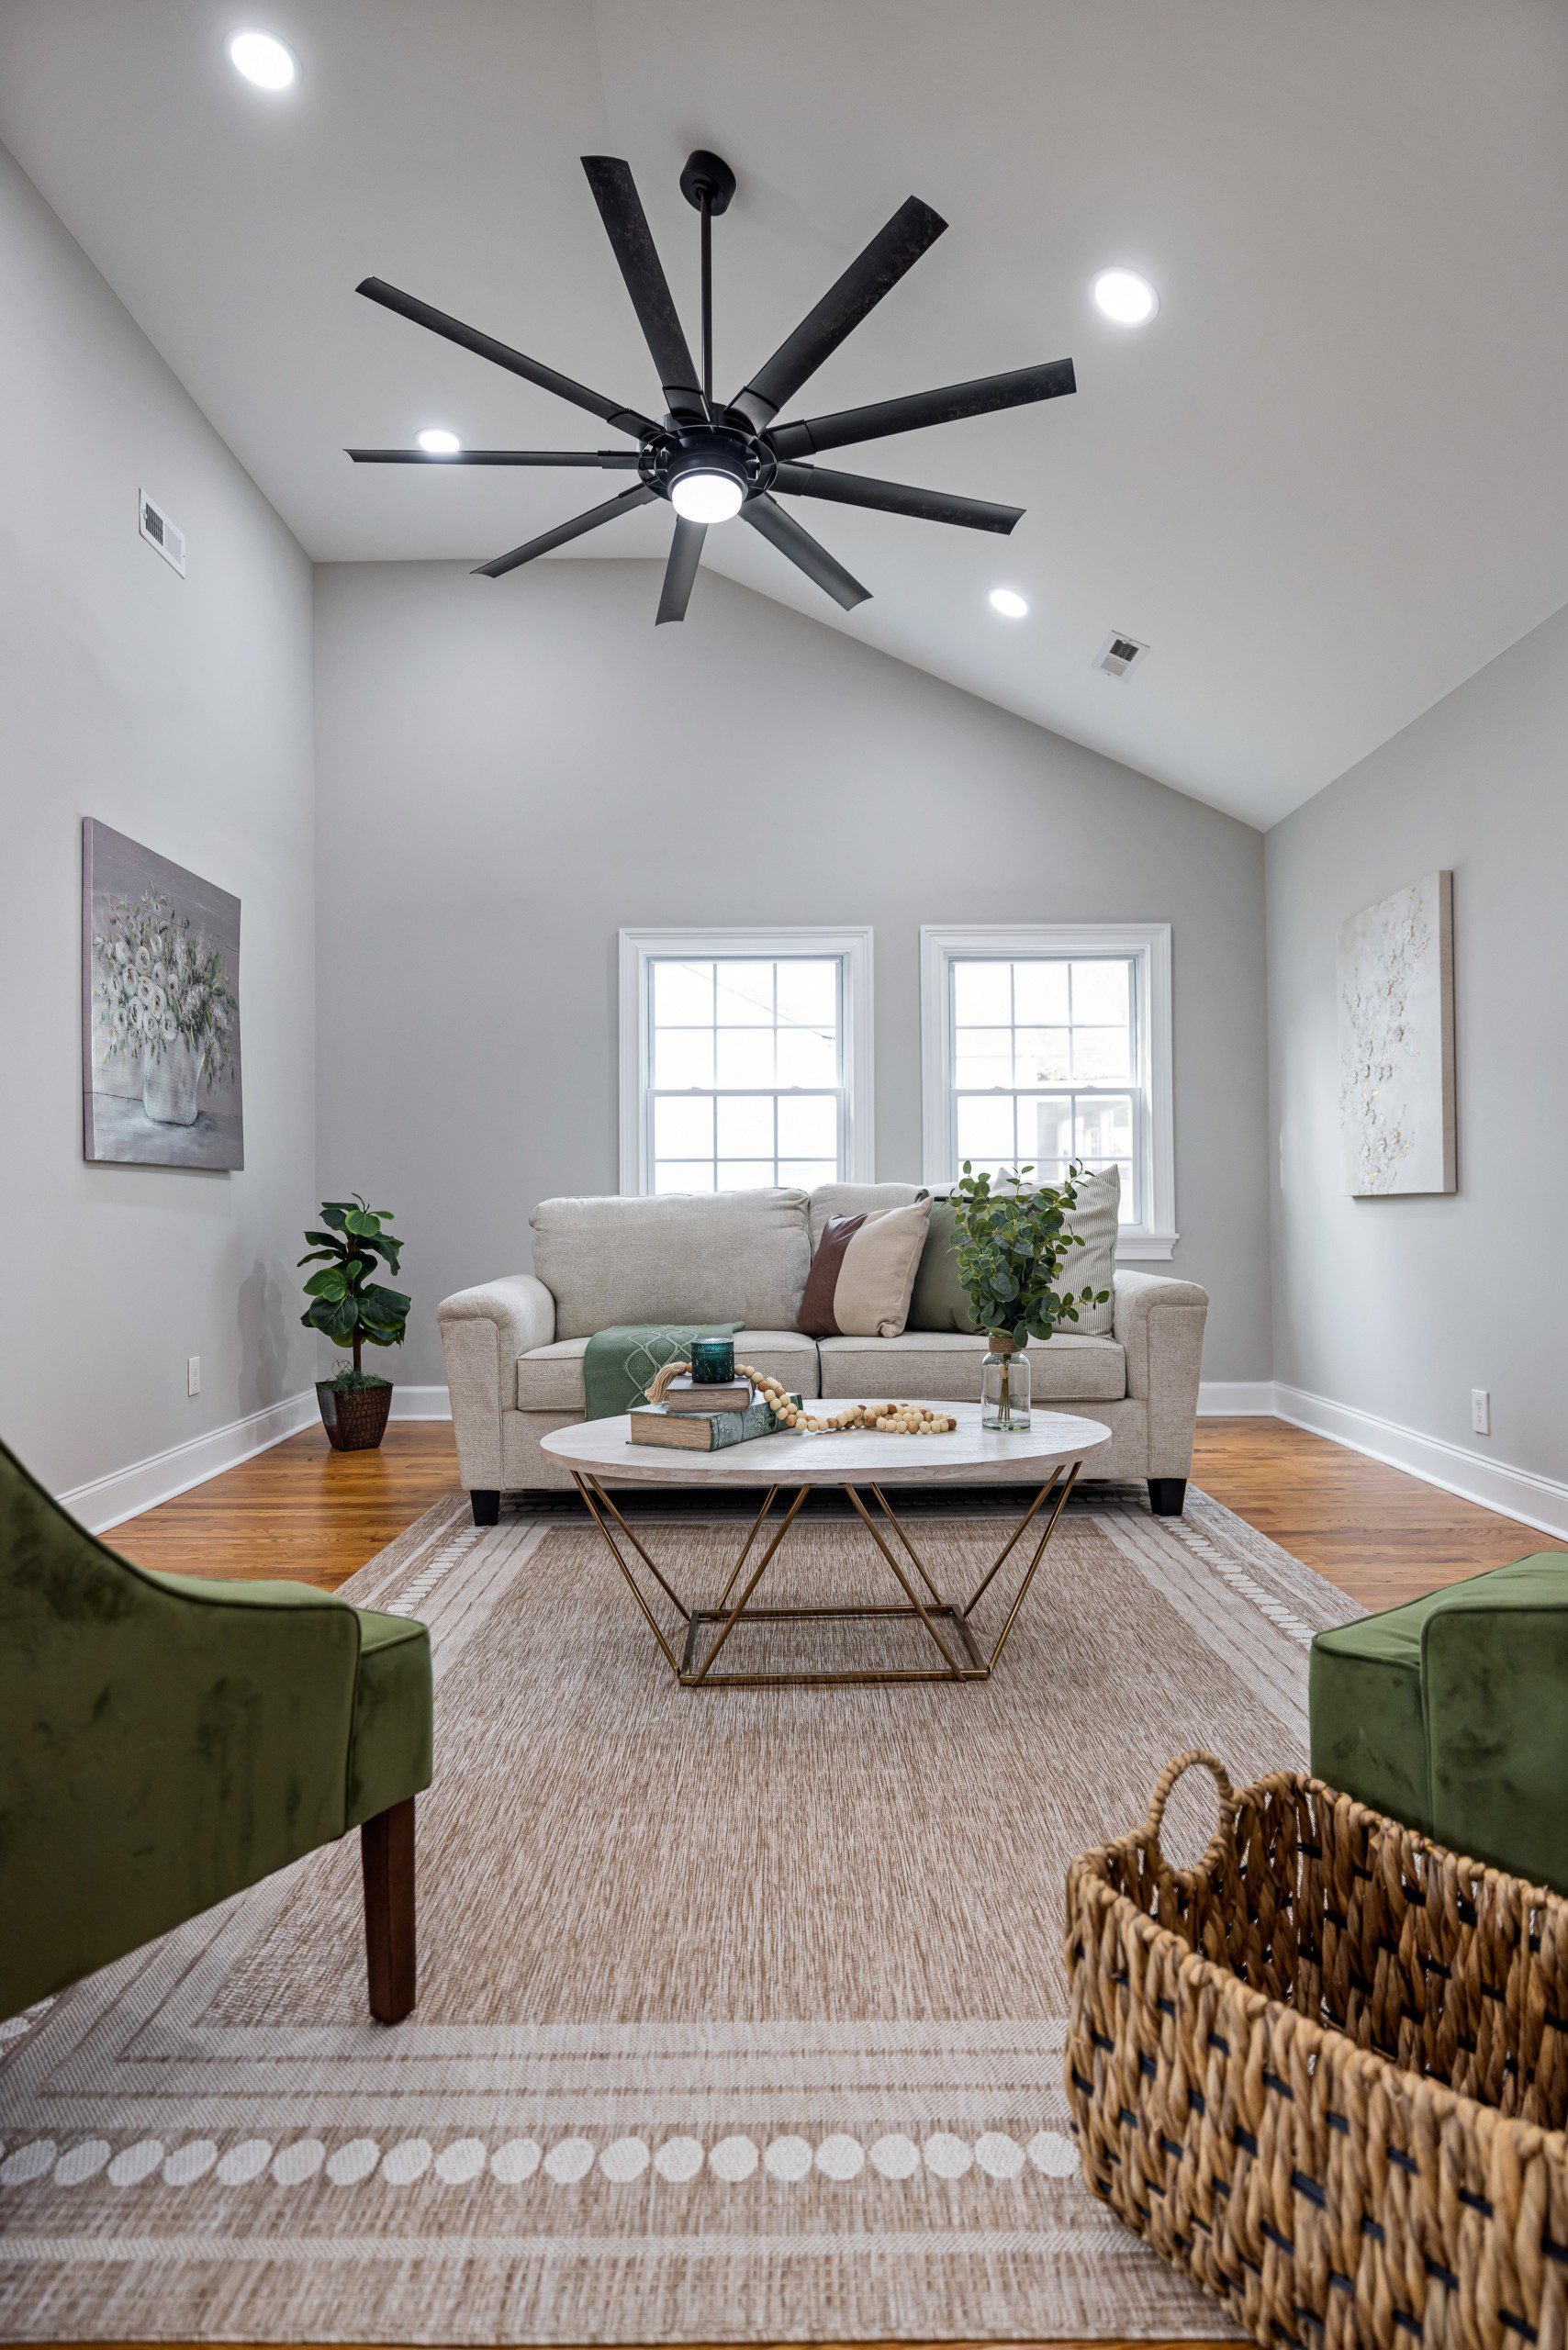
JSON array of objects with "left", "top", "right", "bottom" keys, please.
[
  {"left": 1267, "top": 599, "right": 1568, "bottom": 1479},
  {"left": 314, "top": 557, "right": 1271, "bottom": 1387},
  {"left": 0, "top": 141, "right": 317, "bottom": 1493}
]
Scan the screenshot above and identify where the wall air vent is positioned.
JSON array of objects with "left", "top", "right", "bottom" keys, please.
[
  {"left": 1095, "top": 630, "right": 1147, "bottom": 679},
  {"left": 139, "top": 490, "right": 185, "bottom": 576}
]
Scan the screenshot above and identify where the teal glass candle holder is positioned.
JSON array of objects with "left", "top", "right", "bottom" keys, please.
[{"left": 690, "top": 1337, "right": 735, "bottom": 1383}]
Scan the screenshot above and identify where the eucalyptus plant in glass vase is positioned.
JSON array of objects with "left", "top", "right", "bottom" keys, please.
[
  {"left": 299, "top": 1197, "right": 410, "bottom": 1451},
  {"left": 938, "top": 1161, "right": 1111, "bottom": 1430}
]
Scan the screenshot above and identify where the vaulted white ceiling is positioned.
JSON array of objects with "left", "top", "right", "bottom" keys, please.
[{"left": 3, "top": 0, "right": 1565, "bottom": 824}]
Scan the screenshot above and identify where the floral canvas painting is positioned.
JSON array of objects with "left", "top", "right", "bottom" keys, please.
[
  {"left": 82, "top": 819, "right": 243, "bottom": 1169},
  {"left": 1337, "top": 870, "right": 1454, "bottom": 1196}
]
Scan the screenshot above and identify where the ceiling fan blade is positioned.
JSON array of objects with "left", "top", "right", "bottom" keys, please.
[
  {"left": 346, "top": 448, "right": 644, "bottom": 466},
  {"left": 771, "top": 462, "right": 1021, "bottom": 534},
  {"left": 767, "top": 358, "right": 1076, "bottom": 460},
  {"left": 581, "top": 158, "right": 705, "bottom": 420},
  {"left": 356, "top": 277, "right": 655, "bottom": 438},
  {"left": 741, "top": 492, "right": 869, "bottom": 610},
  {"left": 655, "top": 517, "right": 707, "bottom": 624},
  {"left": 473, "top": 482, "right": 657, "bottom": 578},
  {"left": 730, "top": 196, "right": 946, "bottom": 432}
]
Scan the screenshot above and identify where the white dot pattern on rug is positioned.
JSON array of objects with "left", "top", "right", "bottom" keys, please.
[
  {"left": 922, "top": 2131, "right": 972, "bottom": 2178},
  {"left": 543, "top": 2136, "right": 595, "bottom": 2183},
  {"left": 869, "top": 2132, "right": 921, "bottom": 2179},
  {"left": 708, "top": 2133, "right": 758, "bottom": 2182},
  {"left": 0, "top": 2126, "right": 1078, "bottom": 2193},
  {"left": 653, "top": 2135, "right": 704, "bottom": 2181},
  {"left": 814, "top": 2133, "right": 864, "bottom": 2180},
  {"left": 763, "top": 2134, "right": 813, "bottom": 2182},
  {"left": 599, "top": 2136, "right": 650, "bottom": 2182}
]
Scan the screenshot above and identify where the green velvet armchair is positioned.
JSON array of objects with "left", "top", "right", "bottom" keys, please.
[
  {"left": 1311, "top": 1551, "right": 1568, "bottom": 1895},
  {"left": 0, "top": 1433, "right": 432, "bottom": 2026}
]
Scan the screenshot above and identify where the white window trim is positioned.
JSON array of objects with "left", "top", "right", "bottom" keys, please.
[
  {"left": 619, "top": 926, "right": 875, "bottom": 1196},
  {"left": 918, "top": 922, "right": 1177, "bottom": 1260}
]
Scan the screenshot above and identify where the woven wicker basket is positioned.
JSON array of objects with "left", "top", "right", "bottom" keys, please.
[{"left": 1065, "top": 1751, "right": 1568, "bottom": 2349}]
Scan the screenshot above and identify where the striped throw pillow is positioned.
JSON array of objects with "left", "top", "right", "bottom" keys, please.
[{"left": 796, "top": 1198, "right": 933, "bottom": 1339}]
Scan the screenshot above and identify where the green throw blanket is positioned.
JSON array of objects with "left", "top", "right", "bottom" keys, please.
[{"left": 581, "top": 1322, "right": 743, "bottom": 1421}]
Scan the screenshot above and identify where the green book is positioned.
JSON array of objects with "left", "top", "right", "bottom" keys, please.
[{"left": 628, "top": 1394, "right": 795, "bottom": 1451}]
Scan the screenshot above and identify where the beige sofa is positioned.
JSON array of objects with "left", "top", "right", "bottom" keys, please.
[{"left": 437, "top": 1185, "right": 1208, "bottom": 1524}]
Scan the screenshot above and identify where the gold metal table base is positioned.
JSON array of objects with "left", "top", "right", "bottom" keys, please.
[{"left": 569, "top": 1461, "right": 1080, "bottom": 1688}]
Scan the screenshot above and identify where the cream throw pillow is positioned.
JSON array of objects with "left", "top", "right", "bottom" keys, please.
[{"left": 797, "top": 1197, "right": 933, "bottom": 1338}]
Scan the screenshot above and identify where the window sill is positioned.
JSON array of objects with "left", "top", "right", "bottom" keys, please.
[{"left": 1116, "top": 1231, "right": 1179, "bottom": 1262}]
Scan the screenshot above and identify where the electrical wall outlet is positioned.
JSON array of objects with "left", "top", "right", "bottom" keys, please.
[
  {"left": 1471, "top": 1387, "right": 1490, "bottom": 1437},
  {"left": 187, "top": 1355, "right": 201, "bottom": 1397}
]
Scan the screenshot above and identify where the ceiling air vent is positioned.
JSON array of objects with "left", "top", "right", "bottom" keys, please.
[
  {"left": 1095, "top": 629, "right": 1147, "bottom": 679},
  {"left": 139, "top": 490, "right": 185, "bottom": 576}
]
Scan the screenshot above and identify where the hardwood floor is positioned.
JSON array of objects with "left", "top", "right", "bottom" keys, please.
[
  {"left": 82, "top": 1419, "right": 1558, "bottom": 2350},
  {"left": 112, "top": 1413, "right": 1559, "bottom": 1611}
]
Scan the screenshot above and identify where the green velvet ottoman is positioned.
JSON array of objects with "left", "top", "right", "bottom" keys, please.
[{"left": 1310, "top": 1551, "right": 1568, "bottom": 1894}]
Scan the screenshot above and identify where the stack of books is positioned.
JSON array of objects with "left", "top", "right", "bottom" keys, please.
[{"left": 630, "top": 1373, "right": 794, "bottom": 1451}]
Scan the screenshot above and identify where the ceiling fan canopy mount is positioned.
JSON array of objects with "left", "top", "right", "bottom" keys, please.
[{"left": 346, "top": 148, "right": 1075, "bottom": 624}]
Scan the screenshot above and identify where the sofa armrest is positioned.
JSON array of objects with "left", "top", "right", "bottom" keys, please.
[
  {"left": 1113, "top": 1269, "right": 1209, "bottom": 1476},
  {"left": 437, "top": 1275, "right": 556, "bottom": 1490}
]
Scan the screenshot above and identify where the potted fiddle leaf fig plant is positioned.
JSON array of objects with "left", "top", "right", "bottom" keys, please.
[
  {"left": 299, "top": 1196, "right": 410, "bottom": 1451},
  {"left": 932, "top": 1160, "right": 1111, "bottom": 1430}
]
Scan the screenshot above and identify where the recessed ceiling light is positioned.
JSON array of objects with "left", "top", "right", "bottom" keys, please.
[
  {"left": 416, "top": 428, "right": 462, "bottom": 456},
  {"left": 1092, "top": 268, "right": 1159, "bottom": 326},
  {"left": 989, "top": 588, "right": 1029, "bottom": 620},
  {"left": 228, "top": 29, "right": 297, "bottom": 89}
]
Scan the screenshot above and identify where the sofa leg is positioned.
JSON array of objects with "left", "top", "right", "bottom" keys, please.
[
  {"left": 470, "top": 1488, "right": 500, "bottom": 1527},
  {"left": 361, "top": 1796, "right": 417, "bottom": 2024},
  {"left": 1148, "top": 1477, "right": 1188, "bottom": 1517}
]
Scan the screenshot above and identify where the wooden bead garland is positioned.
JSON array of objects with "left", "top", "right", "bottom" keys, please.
[{"left": 644, "top": 1360, "right": 956, "bottom": 1436}]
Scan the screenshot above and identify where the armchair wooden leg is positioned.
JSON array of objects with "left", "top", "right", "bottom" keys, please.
[
  {"left": 471, "top": 1488, "right": 500, "bottom": 1527},
  {"left": 1148, "top": 1476, "right": 1188, "bottom": 1517},
  {"left": 361, "top": 1796, "right": 417, "bottom": 2024}
]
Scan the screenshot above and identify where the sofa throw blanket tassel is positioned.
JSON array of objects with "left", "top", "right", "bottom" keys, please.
[{"left": 581, "top": 1322, "right": 744, "bottom": 1420}]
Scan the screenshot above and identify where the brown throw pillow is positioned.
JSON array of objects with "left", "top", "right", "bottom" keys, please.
[{"left": 797, "top": 1198, "right": 932, "bottom": 1338}]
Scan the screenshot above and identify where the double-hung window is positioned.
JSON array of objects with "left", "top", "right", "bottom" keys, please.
[
  {"left": 620, "top": 928, "right": 873, "bottom": 1195},
  {"left": 919, "top": 923, "right": 1176, "bottom": 1258}
]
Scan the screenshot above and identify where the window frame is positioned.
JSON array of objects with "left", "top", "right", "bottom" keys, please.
[
  {"left": 918, "top": 922, "right": 1176, "bottom": 1259},
  {"left": 619, "top": 926, "right": 875, "bottom": 1196}
]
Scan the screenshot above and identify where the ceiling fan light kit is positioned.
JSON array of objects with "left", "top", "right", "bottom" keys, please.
[{"left": 347, "top": 151, "right": 1076, "bottom": 625}]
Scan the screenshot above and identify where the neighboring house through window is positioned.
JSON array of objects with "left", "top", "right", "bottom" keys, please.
[
  {"left": 619, "top": 928, "right": 874, "bottom": 1195},
  {"left": 919, "top": 923, "right": 1176, "bottom": 1259}
]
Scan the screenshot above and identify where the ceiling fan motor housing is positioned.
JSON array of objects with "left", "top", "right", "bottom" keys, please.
[{"left": 646, "top": 423, "right": 772, "bottom": 508}]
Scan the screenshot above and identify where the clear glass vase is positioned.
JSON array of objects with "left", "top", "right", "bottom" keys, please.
[{"left": 981, "top": 1339, "right": 1031, "bottom": 1431}]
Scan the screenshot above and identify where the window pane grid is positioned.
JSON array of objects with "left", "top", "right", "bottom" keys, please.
[
  {"left": 948, "top": 954, "right": 1140, "bottom": 1220},
  {"left": 649, "top": 955, "right": 846, "bottom": 1192}
]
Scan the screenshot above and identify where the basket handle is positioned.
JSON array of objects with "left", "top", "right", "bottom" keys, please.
[{"left": 1143, "top": 1751, "right": 1238, "bottom": 1878}]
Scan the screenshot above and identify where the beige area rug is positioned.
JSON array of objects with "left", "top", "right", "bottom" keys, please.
[{"left": 0, "top": 1485, "right": 1359, "bottom": 2343}]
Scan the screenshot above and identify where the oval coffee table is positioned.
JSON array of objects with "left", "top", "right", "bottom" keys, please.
[{"left": 542, "top": 1401, "right": 1111, "bottom": 1689}]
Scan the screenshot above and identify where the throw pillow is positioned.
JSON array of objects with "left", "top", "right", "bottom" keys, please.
[
  {"left": 906, "top": 1166, "right": 1121, "bottom": 1337},
  {"left": 796, "top": 1198, "right": 932, "bottom": 1338}
]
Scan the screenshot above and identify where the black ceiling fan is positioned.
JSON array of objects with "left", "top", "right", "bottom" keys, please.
[{"left": 347, "top": 150, "right": 1075, "bottom": 625}]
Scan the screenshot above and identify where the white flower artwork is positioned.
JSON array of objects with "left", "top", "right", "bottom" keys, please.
[
  {"left": 1337, "top": 871, "right": 1454, "bottom": 1196},
  {"left": 82, "top": 819, "right": 244, "bottom": 1169}
]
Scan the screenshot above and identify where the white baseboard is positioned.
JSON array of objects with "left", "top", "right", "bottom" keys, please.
[
  {"left": 61, "top": 1390, "right": 319, "bottom": 1535},
  {"left": 1273, "top": 1382, "right": 1568, "bottom": 1543},
  {"left": 1197, "top": 1380, "right": 1278, "bottom": 1416},
  {"left": 389, "top": 1383, "right": 451, "bottom": 1419}
]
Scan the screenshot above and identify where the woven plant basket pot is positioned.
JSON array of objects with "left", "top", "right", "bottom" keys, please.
[
  {"left": 316, "top": 1378, "right": 393, "bottom": 1451},
  {"left": 1065, "top": 1751, "right": 1568, "bottom": 2350}
]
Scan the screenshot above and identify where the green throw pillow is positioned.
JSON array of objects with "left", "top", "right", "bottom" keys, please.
[{"left": 907, "top": 1201, "right": 980, "bottom": 1333}]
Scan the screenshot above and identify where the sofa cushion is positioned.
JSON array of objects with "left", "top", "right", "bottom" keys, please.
[
  {"left": 816, "top": 1329, "right": 1126, "bottom": 1403},
  {"left": 798, "top": 1199, "right": 931, "bottom": 1337},
  {"left": 907, "top": 1200, "right": 980, "bottom": 1333},
  {"left": 517, "top": 1329, "right": 822, "bottom": 1411},
  {"left": 531, "top": 1190, "right": 812, "bottom": 1341}
]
